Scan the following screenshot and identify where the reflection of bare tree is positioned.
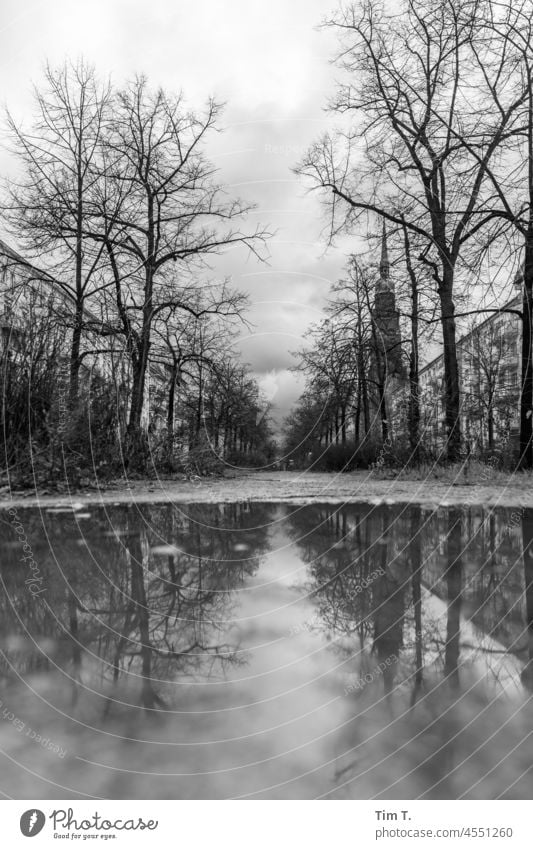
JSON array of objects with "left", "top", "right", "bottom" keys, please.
[
  {"left": 0, "top": 511, "right": 66, "bottom": 682},
  {"left": 321, "top": 505, "right": 533, "bottom": 800},
  {"left": 427, "top": 507, "right": 524, "bottom": 651},
  {"left": 67, "top": 588, "right": 82, "bottom": 706},
  {"left": 521, "top": 509, "right": 533, "bottom": 691},
  {"left": 109, "top": 520, "right": 244, "bottom": 713},
  {"left": 129, "top": 538, "right": 160, "bottom": 711},
  {"left": 94, "top": 504, "right": 276, "bottom": 714},
  {"left": 288, "top": 504, "right": 383, "bottom": 644},
  {"left": 288, "top": 503, "right": 413, "bottom": 698},
  {"left": 444, "top": 510, "right": 463, "bottom": 690},
  {"left": 0, "top": 503, "right": 276, "bottom": 715},
  {"left": 409, "top": 507, "right": 423, "bottom": 707}
]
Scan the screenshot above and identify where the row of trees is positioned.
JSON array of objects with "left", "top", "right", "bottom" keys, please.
[
  {"left": 284, "top": 254, "right": 435, "bottom": 467},
  {"left": 0, "top": 61, "right": 274, "bottom": 480},
  {"left": 296, "top": 0, "right": 533, "bottom": 468},
  {"left": 285, "top": 245, "right": 517, "bottom": 468}
]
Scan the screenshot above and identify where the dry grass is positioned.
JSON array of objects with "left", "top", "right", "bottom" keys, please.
[{"left": 374, "top": 460, "right": 533, "bottom": 486}]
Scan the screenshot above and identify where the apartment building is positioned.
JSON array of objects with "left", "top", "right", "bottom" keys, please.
[
  {"left": 0, "top": 238, "right": 162, "bottom": 433},
  {"left": 418, "top": 293, "right": 522, "bottom": 454}
]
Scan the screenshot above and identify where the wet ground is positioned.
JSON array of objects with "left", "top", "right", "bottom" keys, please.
[
  {"left": 3, "top": 469, "right": 533, "bottom": 510},
  {"left": 0, "top": 500, "right": 532, "bottom": 799}
]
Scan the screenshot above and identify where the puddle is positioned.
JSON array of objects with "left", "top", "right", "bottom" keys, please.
[{"left": 0, "top": 501, "right": 532, "bottom": 799}]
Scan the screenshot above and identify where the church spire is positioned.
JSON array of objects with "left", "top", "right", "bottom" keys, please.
[
  {"left": 372, "top": 219, "right": 404, "bottom": 380},
  {"left": 379, "top": 220, "right": 390, "bottom": 284}
]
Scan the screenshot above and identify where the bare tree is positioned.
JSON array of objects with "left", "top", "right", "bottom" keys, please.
[
  {"left": 329, "top": 258, "right": 375, "bottom": 443},
  {"left": 3, "top": 60, "right": 112, "bottom": 410},
  {"left": 330, "top": 257, "right": 395, "bottom": 444},
  {"left": 402, "top": 224, "right": 423, "bottom": 460},
  {"left": 463, "top": 1, "right": 533, "bottom": 467},
  {"left": 89, "top": 77, "right": 267, "bottom": 467},
  {"left": 152, "top": 286, "right": 247, "bottom": 464},
  {"left": 293, "top": 317, "right": 359, "bottom": 446}
]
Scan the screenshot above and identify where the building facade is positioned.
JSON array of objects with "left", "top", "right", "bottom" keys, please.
[
  {"left": 418, "top": 294, "right": 522, "bottom": 455},
  {"left": 0, "top": 238, "right": 165, "bottom": 436}
]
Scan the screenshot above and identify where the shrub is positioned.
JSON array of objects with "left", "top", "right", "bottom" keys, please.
[
  {"left": 305, "top": 439, "right": 381, "bottom": 472},
  {"left": 225, "top": 449, "right": 270, "bottom": 469},
  {"left": 173, "top": 438, "right": 225, "bottom": 477}
]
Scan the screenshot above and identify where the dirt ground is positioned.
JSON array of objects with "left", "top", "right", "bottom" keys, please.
[{"left": 1, "top": 469, "right": 533, "bottom": 509}]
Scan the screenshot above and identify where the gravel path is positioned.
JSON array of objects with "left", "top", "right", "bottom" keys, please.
[{"left": 1, "top": 470, "right": 532, "bottom": 509}]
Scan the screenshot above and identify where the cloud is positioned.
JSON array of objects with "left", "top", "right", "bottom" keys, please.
[{"left": 255, "top": 369, "right": 306, "bottom": 433}]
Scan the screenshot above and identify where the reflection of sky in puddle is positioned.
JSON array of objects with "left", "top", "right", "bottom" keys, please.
[{"left": 0, "top": 501, "right": 532, "bottom": 799}]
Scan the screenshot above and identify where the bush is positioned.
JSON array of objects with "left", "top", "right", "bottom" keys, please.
[
  {"left": 68, "top": 378, "right": 124, "bottom": 479},
  {"left": 305, "top": 439, "right": 381, "bottom": 472},
  {"left": 173, "top": 438, "right": 225, "bottom": 477},
  {"left": 0, "top": 336, "right": 125, "bottom": 487},
  {"left": 225, "top": 449, "right": 270, "bottom": 469},
  {"left": 0, "top": 328, "right": 62, "bottom": 486}
]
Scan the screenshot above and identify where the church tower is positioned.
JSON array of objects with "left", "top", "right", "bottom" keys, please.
[
  {"left": 372, "top": 222, "right": 404, "bottom": 378},
  {"left": 379, "top": 220, "right": 391, "bottom": 288}
]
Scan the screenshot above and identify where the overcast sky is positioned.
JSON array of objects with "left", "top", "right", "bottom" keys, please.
[{"left": 0, "top": 0, "right": 359, "bottom": 429}]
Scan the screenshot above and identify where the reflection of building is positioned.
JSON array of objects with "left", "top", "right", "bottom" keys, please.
[{"left": 418, "top": 292, "right": 522, "bottom": 454}]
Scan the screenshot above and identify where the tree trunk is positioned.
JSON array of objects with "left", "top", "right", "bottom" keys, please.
[
  {"left": 167, "top": 369, "right": 177, "bottom": 434},
  {"left": 378, "top": 374, "right": 388, "bottom": 443},
  {"left": 521, "top": 510, "right": 533, "bottom": 691},
  {"left": 354, "top": 387, "right": 361, "bottom": 442},
  {"left": 403, "top": 223, "right": 421, "bottom": 462},
  {"left": 128, "top": 361, "right": 146, "bottom": 433},
  {"left": 166, "top": 364, "right": 179, "bottom": 466},
  {"left": 407, "top": 270, "right": 420, "bottom": 460},
  {"left": 487, "top": 400, "right": 494, "bottom": 451},
  {"left": 126, "top": 200, "right": 155, "bottom": 470},
  {"left": 195, "top": 363, "right": 204, "bottom": 439},
  {"left": 69, "top": 307, "right": 83, "bottom": 412},
  {"left": 341, "top": 404, "right": 347, "bottom": 444},
  {"left": 357, "top": 346, "right": 370, "bottom": 439},
  {"left": 439, "top": 278, "right": 461, "bottom": 461},
  {"left": 69, "top": 150, "right": 84, "bottom": 414},
  {"left": 126, "top": 345, "right": 150, "bottom": 469},
  {"left": 519, "top": 243, "right": 533, "bottom": 468}
]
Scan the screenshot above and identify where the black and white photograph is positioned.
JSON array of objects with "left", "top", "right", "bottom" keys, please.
[{"left": 0, "top": 0, "right": 533, "bottom": 843}]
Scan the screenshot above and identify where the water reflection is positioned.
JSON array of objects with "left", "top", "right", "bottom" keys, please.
[
  {"left": 521, "top": 510, "right": 533, "bottom": 691},
  {"left": 289, "top": 502, "right": 532, "bottom": 799},
  {"left": 1, "top": 504, "right": 272, "bottom": 711},
  {"left": 0, "top": 500, "right": 532, "bottom": 798}
]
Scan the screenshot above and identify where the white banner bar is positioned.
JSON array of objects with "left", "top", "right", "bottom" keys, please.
[{"left": 0, "top": 800, "right": 531, "bottom": 847}]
